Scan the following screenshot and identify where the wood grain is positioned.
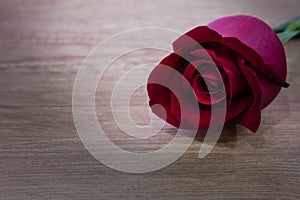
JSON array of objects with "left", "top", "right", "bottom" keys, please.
[{"left": 0, "top": 0, "right": 299, "bottom": 199}]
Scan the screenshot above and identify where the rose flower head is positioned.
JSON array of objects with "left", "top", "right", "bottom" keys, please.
[{"left": 147, "top": 15, "right": 289, "bottom": 132}]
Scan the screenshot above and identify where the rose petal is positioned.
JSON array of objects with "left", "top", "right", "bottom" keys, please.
[
  {"left": 181, "top": 59, "right": 226, "bottom": 105},
  {"left": 202, "top": 42, "right": 250, "bottom": 103},
  {"left": 257, "top": 76, "right": 281, "bottom": 109},
  {"left": 169, "top": 75, "right": 200, "bottom": 129},
  {"left": 192, "top": 71, "right": 226, "bottom": 105},
  {"left": 147, "top": 53, "right": 182, "bottom": 127},
  {"left": 208, "top": 15, "right": 287, "bottom": 85},
  {"left": 234, "top": 56, "right": 262, "bottom": 132},
  {"left": 189, "top": 49, "right": 216, "bottom": 61},
  {"left": 182, "top": 60, "right": 215, "bottom": 86}
]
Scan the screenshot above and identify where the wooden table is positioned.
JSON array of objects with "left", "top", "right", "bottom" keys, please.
[{"left": 0, "top": 0, "right": 299, "bottom": 199}]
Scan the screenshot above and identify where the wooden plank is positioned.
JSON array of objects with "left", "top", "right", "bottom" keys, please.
[{"left": 0, "top": 0, "right": 299, "bottom": 199}]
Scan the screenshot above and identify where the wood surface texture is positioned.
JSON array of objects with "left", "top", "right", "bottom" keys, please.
[{"left": 0, "top": 0, "right": 299, "bottom": 199}]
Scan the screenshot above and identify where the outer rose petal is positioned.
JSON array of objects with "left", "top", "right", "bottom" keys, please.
[
  {"left": 235, "top": 56, "right": 262, "bottom": 132},
  {"left": 147, "top": 53, "right": 182, "bottom": 127},
  {"left": 208, "top": 15, "right": 287, "bottom": 84}
]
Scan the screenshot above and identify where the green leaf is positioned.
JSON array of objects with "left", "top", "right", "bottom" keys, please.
[
  {"left": 277, "top": 31, "right": 300, "bottom": 44},
  {"left": 273, "top": 16, "right": 300, "bottom": 33},
  {"left": 286, "top": 20, "right": 300, "bottom": 31}
]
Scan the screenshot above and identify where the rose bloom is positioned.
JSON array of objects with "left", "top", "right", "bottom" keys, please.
[{"left": 147, "top": 15, "right": 289, "bottom": 132}]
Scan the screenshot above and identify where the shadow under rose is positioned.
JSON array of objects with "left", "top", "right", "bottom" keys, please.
[
  {"left": 195, "top": 123, "right": 238, "bottom": 143},
  {"left": 164, "top": 123, "right": 238, "bottom": 143}
]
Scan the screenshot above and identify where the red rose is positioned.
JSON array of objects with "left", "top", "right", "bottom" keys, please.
[{"left": 147, "top": 15, "right": 289, "bottom": 132}]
